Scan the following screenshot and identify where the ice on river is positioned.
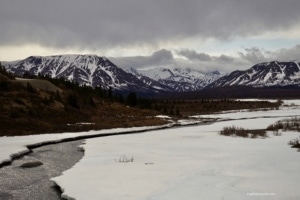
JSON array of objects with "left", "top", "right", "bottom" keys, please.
[{"left": 51, "top": 100, "right": 300, "bottom": 200}]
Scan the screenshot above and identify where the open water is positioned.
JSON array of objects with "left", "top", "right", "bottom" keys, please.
[{"left": 0, "top": 140, "right": 84, "bottom": 200}]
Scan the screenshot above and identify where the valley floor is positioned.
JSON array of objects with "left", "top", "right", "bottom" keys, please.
[{"left": 1, "top": 100, "right": 300, "bottom": 199}]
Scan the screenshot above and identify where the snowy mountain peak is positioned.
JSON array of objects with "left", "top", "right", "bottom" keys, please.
[
  {"left": 3, "top": 55, "right": 167, "bottom": 93},
  {"left": 206, "top": 61, "right": 300, "bottom": 88},
  {"left": 128, "top": 66, "right": 224, "bottom": 92},
  {"left": 5, "top": 54, "right": 224, "bottom": 93}
]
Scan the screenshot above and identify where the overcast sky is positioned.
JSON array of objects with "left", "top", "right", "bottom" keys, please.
[{"left": 1, "top": 0, "right": 300, "bottom": 72}]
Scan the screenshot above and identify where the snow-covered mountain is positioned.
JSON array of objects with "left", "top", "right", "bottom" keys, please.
[
  {"left": 4, "top": 55, "right": 300, "bottom": 93},
  {"left": 3, "top": 55, "right": 163, "bottom": 93},
  {"left": 3, "top": 55, "right": 225, "bottom": 93},
  {"left": 127, "top": 67, "right": 224, "bottom": 92},
  {"left": 206, "top": 61, "right": 300, "bottom": 89}
]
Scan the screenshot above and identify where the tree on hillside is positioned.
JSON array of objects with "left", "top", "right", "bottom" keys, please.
[
  {"left": 127, "top": 92, "right": 137, "bottom": 106},
  {"left": 67, "top": 93, "right": 80, "bottom": 109},
  {"left": 26, "top": 82, "right": 36, "bottom": 93},
  {"left": 0, "top": 62, "right": 15, "bottom": 80}
]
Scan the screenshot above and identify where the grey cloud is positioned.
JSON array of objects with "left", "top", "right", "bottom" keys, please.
[
  {"left": 216, "top": 55, "right": 234, "bottom": 63},
  {"left": 237, "top": 45, "right": 300, "bottom": 64},
  {"left": 176, "top": 49, "right": 212, "bottom": 61},
  {"left": 176, "top": 49, "right": 235, "bottom": 65},
  {"left": 113, "top": 45, "right": 300, "bottom": 74},
  {"left": 237, "top": 47, "right": 271, "bottom": 64},
  {"left": 272, "top": 45, "right": 300, "bottom": 61},
  {"left": 1, "top": 0, "right": 300, "bottom": 49},
  {"left": 111, "top": 49, "right": 175, "bottom": 69},
  {"left": 149, "top": 49, "right": 174, "bottom": 64},
  {"left": 113, "top": 48, "right": 241, "bottom": 73}
]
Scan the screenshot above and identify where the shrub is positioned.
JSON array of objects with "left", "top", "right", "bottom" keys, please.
[
  {"left": 267, "top": 117, "right": 300, "bottom": 132},
  {"left": 219, "top": 125, "right": 266, "bottom": 138},
  {"left": 288, "top": 137, "right": 300, "bottom": 149},
  {"left": 115, "top": 155, "right": 134, "bottom": 163}
]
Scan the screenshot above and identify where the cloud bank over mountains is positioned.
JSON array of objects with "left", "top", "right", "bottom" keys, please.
[
  {"left": 112, "top": 45, "right": 300, "bottom": 73},
  {"left": 1, "top": 0, "right": 300, "bottom": 71}
]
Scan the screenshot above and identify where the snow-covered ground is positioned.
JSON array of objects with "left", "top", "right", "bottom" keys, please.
[
  {"left": 192, "top": 100, "right": 300, "bottom": 121},
  {"left": 0, "top": 125, "right": 171, "bottom": 166},
  {"left": 51, "top": 100, "right": 300, "bottom": 200},
  {"left": 1, "top": 100, "right": 300, "bottom": 199}
]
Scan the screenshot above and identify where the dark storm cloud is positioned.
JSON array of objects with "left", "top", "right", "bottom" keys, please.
[{"left": 1, "top": 0, "right": 300, "bottom": 49}]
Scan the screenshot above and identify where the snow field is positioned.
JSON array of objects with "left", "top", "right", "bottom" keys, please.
[
  {"left": 52, "top": 107, "right": 300, "bottom": 199},
  {"left": 54, "top": 130, "right": 300, "bottom": 200},
  {"left": 1, "top": 100, "right": 300, "bottom": 199},
  {"left": 0, "top": 125, "right": 171, "bottom": 166}
]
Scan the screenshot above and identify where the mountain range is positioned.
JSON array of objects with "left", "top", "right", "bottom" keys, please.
[
  {"left": 2, "top": 55, "right": 300, "bottom": 94},
  {"left": 2, "top": 55, "right": 223, "bottom": 93},
  {"left": 206, "top": 61, "right": 300, "bottom": 88},
  {"left": 3, "top": 55, "right": 163, "bottom": 93},
  {"left": 126, "top": 67, "right": 223, "bottom": 92}
]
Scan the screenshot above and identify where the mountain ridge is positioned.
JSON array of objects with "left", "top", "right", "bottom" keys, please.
[
  {"left": 3, "top": 54, "right": 224, "bottom": 93},
  {"left": 126, "top": 66, "right": 224, "bottom": 92},
  {"left": 206, "top": 61, "right": 300, "bottom": 89},
  {"left": 3, "top": 55, "right": 164, "bottom": 94},
  {"left": 3, "top": 55, "right": 300, "bottom": 94}
]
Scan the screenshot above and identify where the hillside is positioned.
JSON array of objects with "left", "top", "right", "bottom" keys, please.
[
  {"left": 0, "top": 65, "right": 166, "bottom": 136},
  {"left": 0, "top": 61, "right": 287, "bottom": 136}
]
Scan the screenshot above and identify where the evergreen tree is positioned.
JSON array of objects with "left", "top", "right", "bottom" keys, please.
[
  {"left": 108, "top": 87, "right": 113, "bottom": 99},
  {"left": 176, "top": 107, "right": 180, "bottom": 116},
  {"left": 163, "top": 103, "right": 168, "bottom": 113},
  {"left": 67, "top": 93, "right": 80, "bottom": 109},
  {"left": 26, "top": 82, "right": 36, "bottom": 93},
  {"left": 55, "top": 89, "right": 62, "bottom": 101},
  {"left": 127, "top": 92, "right": 137, "bottom": 106},
  {"left": 89, "top": 96, "right": 96, "bottom": 107}
]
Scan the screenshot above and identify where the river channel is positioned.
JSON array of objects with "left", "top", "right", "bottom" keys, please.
[{"left": 0, "top": 140, "right": 84, "bottom": 200}]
